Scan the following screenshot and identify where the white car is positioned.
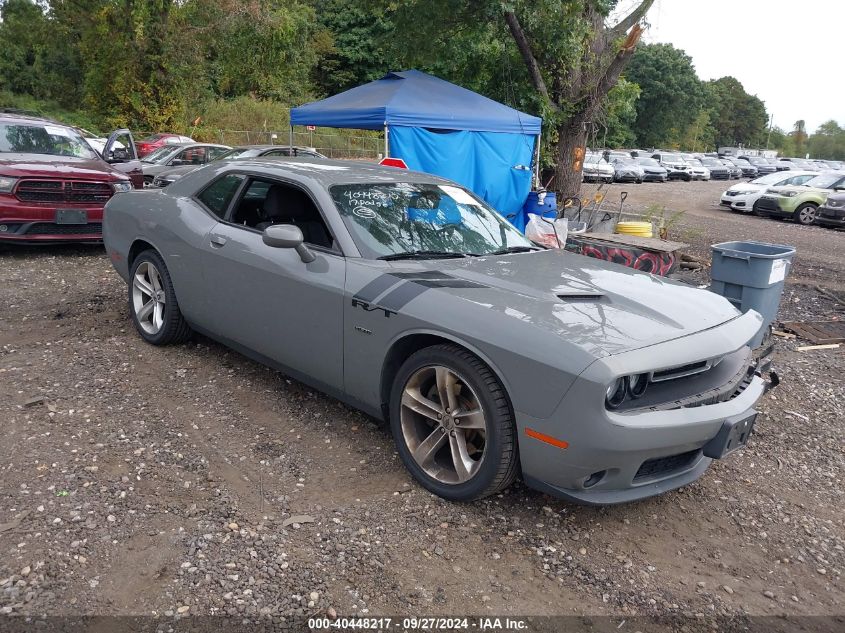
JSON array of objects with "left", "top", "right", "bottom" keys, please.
[
  {"left": 719, "top": 170, "right": 817, "bottom": 213},
  {"left": 76, "top": 128, "right": 124, "bottom": 156},
  {"left": 685, "top": 158, "right": 711, "bottom": 181},
  {"left": 583, "top": 153, "right": 614, "bottom": 183}
]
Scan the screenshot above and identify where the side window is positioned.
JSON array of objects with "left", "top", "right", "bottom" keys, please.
[
  {"left": 197, "top": 174, "right": 245, "bottom": 219},
  {"left": 264, "top": 149, "right": 292, "bottom": 157},
  {"left": 208, "top": 146, "right": 229, "bottom": 161},
  {"left": 229, "top": 178, "right": 334, "bottom": 249}
]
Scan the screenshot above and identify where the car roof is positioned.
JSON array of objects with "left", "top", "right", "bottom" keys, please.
[
  {"left": 0, "top": 112, "right": 66, "bottom": 126},
  {"left": 220, "top": 157, "right": 455, "bottom": 186}
]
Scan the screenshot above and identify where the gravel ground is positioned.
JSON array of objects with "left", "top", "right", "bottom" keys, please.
[{"left": 0, "top": 179, "right": 842, "bottom": 630}]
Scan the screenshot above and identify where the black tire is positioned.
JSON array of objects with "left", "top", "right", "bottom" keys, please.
[
  {"left": 793, "top": 202, "right": 818, "bottom": 225},
  {"left": 389, "top": 344, "right": 519, "bottom": 501},
  {"left": 143, "top": 175, "right": 154, "bottom": 187},
  {"left": 128, "top": 250, "right": 192, "bottom": 345}
]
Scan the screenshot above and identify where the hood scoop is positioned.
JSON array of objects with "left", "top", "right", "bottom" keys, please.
[{"left": 556, "top": 293, "right": 606, "bottom": 303}]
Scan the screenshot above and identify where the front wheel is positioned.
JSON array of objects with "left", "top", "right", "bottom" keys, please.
[
  {"left": 129, "top": 250, "right": 192, "bottom": 345},
  {"left": 389, "top": 345, "right": 518, "bottom": 501},
  {"left": 793, "top": 203, "right": 818, "bottom": 225}
]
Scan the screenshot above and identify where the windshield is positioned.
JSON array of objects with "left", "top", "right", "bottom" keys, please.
[
  {"left": 635, "top": 157, "right": 660, "bottom": 167},
  {"left": 661, "top": 153, "right": 682, "bottom": 162},
  {"left": 585, "top": 154, "right": 606, "bottom": 164},
  {"left": 702, "top": 158, "right": 721, "bottom": 166},
  {"left": 686, "top": 159, "right": 703, "bottom": 166},
  {"left": 142, "top": 145, "right": 178, "bottom": 163},
  {"left": 140, "top": 134, "right": 166, "bottom": 143},
  {"left": 217, "top": 148, "right": 265, "bottom": 160},
  {"left": 0, "top": 122, "right": 98, "bottom": 159},
  {"left": 753, "top": 172, "right": 795, "bottom": 185},
  {"left": 805, "top": 173, "right": 844, "bottom": 189},
  {"left": 330, "top": 182, "right": 533, "bottom": 258}
]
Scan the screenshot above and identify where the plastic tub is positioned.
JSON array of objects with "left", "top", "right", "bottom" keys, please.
[{"left": 709, "top": 240, "right": 796, "bottom": 347}]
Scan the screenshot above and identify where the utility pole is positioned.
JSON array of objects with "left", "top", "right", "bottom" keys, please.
[{"left": 765, "top": 113, "right": 774, "bottom": 150}]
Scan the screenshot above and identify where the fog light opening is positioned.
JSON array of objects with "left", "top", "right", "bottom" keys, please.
[{"left": 584, "top": 470, "right": 606, "bottom": 489}]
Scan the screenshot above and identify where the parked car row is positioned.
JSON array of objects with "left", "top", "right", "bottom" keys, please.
[
  {"left": 721, "top": 170, "right": 845, "bottom": 226},
  {"left": 586, "top": 148, "right": 844, "bottom": 186}
]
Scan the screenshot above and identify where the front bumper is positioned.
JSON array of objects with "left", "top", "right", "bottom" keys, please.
[
  {"left": 755, "top": 195, "right": 797, "bottom": 216},
  {"left": 519, "top": 312, "right": 774, "bottom": 505},
  {"left": 642, "top": 173, "right": 667, "bottom": 182},
  {"left": 0, "top": 200, "right": 105, "bottom": 243},
  {"left": 720, "top": 192, "right": 758, "bottom": 211},
  {"left": 817, "top": 206, "right": 845, "bottom": 227}
]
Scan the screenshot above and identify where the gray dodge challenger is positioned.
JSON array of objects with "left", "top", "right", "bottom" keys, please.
[{"left": 103, "top": 158, "right": 774, "bottom": 505}]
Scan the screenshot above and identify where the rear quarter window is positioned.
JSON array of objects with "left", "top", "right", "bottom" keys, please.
[{"left": 197, "top": 174, "right": 244, "bottom": 219}]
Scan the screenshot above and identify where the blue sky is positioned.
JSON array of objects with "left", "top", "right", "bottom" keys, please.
[{"left": 640, "top": 0, "right": 844, "bottom": 133}]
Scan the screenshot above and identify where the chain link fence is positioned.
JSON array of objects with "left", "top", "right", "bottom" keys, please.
[{"left": 197, "top": 129, "right": 384, "bottom": 160}]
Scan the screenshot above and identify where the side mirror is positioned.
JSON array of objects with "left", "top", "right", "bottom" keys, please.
[
  {"left": 110, "top": 147, "right": 130, "bottom": 162},
  {"left": 262, "top": 224, "right": 316, "bottom": 263}
]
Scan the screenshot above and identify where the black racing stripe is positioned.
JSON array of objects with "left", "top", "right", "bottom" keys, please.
[
  {"left": 389, "top": 271, "right": 456, "bottom": 280},
  {"left": 353, "top": 274, "right": 404, "bottom": 303},
  {"left": 377, "top": 281, "right": 430, "bottom": 312},
  {"left": 413, "top": 279, "right": 488, "bottom": 289}
]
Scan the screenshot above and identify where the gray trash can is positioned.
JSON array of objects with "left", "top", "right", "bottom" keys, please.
[{"left": 710, "top": 240, "right": 796, "bottom": 348}]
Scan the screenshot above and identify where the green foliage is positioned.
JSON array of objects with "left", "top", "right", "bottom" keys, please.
[
  {"left": 807, "top": 120, "right": 845, "bottom": 160},
  {"left": 312, "top": 0, "right": 394, "bottom": 96},
  {"left": 600, "top": 78, "right": 640, "bottom": 148},
  {"left": 705, "top": 77, "right": 767, "bottom": 148},
  {"left": 625, "top": 43, "right": 704, "bottom": 148}
]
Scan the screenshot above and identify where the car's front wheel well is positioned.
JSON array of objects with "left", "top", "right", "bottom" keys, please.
[
  {"left": 379, "top": 334, "right": 510, "bottom": 420},
  {"left": 128, "top": 239, "right": 156, "bottom": 268}
]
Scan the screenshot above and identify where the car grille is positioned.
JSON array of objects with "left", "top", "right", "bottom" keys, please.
[
  {"left": 15, "top": 180, "right": 113, "bottom": 204},
  {"left": 634, "top": 449, "right": 701, "bottom": 483},
  {"left": 755, "top": 197, "right": 779, "bottom": 212},
  {"left": 23, "top": 223, "right": 102, "bottom": 236}
]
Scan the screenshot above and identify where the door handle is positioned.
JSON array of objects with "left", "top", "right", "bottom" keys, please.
[{"left": 210, "top": 235, "right": 227, "bottom": 247}]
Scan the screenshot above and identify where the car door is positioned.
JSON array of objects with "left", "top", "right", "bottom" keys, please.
[{"left": 201, "top": 174, "right": 346, "bottom": 390}]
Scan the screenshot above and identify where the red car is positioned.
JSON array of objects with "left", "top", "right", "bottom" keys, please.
[
  {"left": 0, "top": 112, "right": 142, "bottom": 244},
  {"left": 135, "top": 133, "right": 194, "bottom": 158}
]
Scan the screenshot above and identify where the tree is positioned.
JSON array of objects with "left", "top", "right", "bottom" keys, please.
[
  {"left": 705, "top": 77, "right": 767, "bottom": 148},
  {"left": 790, "top": 120, "right": 808, "bottom": 157},
  {"left": 625, "top": 43, "right": 703, "bottom": 148},
  {"left": 600, "top": 78, "right": 640, "bottom": 148},
  {"left": 808, "top": 120, "right": 845, "bottom": 161}
]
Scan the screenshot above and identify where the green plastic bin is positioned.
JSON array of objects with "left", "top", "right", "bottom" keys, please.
[{"left": 709, "top": 240, "right": 796, "bottom": 347}]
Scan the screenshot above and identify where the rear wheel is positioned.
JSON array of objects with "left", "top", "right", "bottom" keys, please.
[
  {"left": 389, "top": 345, "right": 518, "bottom": 501},
  {"left": 793, "top": 203, "right": 818, "bottom": 225},
  {"left": 129, "top": 250, "right": 192, "bottom": 345}
]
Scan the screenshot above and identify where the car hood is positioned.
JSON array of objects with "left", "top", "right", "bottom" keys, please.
[
  {"left": 386, "top": 249, "right": 741, "bottom": 358},
  {"left": 727, "top": 182, "right": 765, "bottom": 192},
  {"left": 0, "top": 153, "right": 124, "bottom": 181}
]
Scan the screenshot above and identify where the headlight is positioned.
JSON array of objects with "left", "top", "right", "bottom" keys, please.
[
  {"left": 0, "top": 176, "right": 18, "bottom": 193},
  {"left": 734, "top": 190, "right": 757, "bottom": 195},
  {"left": 606, "top": 377, "right": 628, "bottom": 409},
  {"left": 606, "top": 373, "right": 650, "bottom": 408},
  {"left": 780, "top": 190, "right": 799, "bottom": 198},
  {"left": 111, "top": 181, "right": 133, "bottom": 193}
]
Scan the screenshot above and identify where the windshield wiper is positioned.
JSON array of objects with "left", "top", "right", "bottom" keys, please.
[
  {"left": 488, "top": 245, "right": 544, "bottom": 256},
  {"left": 377, "top": 250, "right": 471, "bottom": 261}
]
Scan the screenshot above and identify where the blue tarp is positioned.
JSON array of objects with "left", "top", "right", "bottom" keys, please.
[
  {"left": 389, "top": 126, "right": 535, "bottom": 219},
  {"left": 290, "top": 70, "right": 541, "bottom": 134}
]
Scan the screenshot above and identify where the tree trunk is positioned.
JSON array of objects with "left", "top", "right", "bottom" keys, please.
[{"left": 553, "top": 119, "right": 589, "bottom": 197}]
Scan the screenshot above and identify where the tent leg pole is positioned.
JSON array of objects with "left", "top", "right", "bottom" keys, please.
[
  {"left": 534, "top": 134, "right": 541, "bottom": 190},
  {"left": 384, "top": 124, "right": 389, "bottom": 158},
  {"left": 289, "top": 126, "right": 293, "bottom": 149}
]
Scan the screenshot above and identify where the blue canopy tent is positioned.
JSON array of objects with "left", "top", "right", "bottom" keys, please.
[{"left": 290, "top": 70, "right": 541, "bottom": 222}]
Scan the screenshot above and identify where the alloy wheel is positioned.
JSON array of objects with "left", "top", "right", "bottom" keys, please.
[
  {"left": 798, "top": 206, "right": 816, "bottom": 225},
  {"left": 400, "top": 365, "right": 487, "bottom": 484},
  {"left": 132, "top": 261, "right": 165, "bottom": 335}
]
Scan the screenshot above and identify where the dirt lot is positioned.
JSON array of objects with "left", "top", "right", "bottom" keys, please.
[{"left": 0, "top": 179, "right": 842, "bottom": 631}]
